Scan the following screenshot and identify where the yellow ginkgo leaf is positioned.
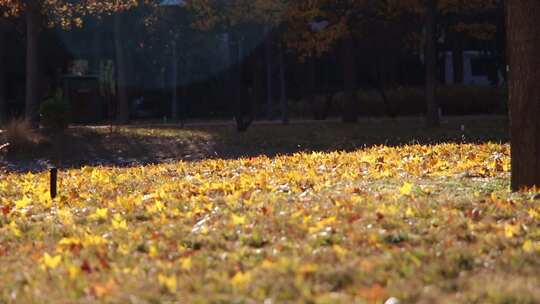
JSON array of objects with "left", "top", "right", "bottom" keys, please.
[
  {"left": 149, "top": 244, "right": 159, "bottom": 258},
  {"left": 231, "top": 214, "right": 246, "bottom": 225},
  {"left": 528, "top": 208, "right": 540, "bottom": 219},
  {"left": 333, "top": 244, "right": 348, "bottom": 257},
  {"left": 57, "top": 209, "right": 73, "bottom": 225},
  {"left": 299, "top": 263, "right": 319, "bottom": 274},
  {"left": 158, "top": 274, "right": 177, "bottom": 293},
  {"left": 504, "top": 223, "right": 520, "bottom": 238},
  {"left": 15, "top": 196, "right": 32, "bottom": 209},
  {"left": 405, "top": 207, "right": 415, "bottom": 217},
  {"left": 180, "top": 257, "right": 192, "bottom": 270},
  {"left": 68, "top": 264, "right": 81, "bottom": 279},
  {"left": 9, "top": 221, "right": 22, "bottom": 237},
  {"left": 231, "top": 271, "right": 252, "bottom": 289},
  {"left": 90, "top": 208, "right": 108, "bottom": 220},
  {"left": 112, "top": 214, "right": 128, "bottom": 230},
  {"left": 523, "top": 240, "right": 534, "bottom": 253},
  {"left": 42, "top": 253, "right": 62, "bottom": 269},
  {"left": 399, "top": 182, "right": 413, "bottom": 196}
]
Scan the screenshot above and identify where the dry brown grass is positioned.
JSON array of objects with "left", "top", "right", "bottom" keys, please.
[{"left": 1, "top": 118, "right": 43, "bottom": 153}]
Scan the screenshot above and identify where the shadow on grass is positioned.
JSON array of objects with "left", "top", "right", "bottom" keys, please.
[{"left": 1, "top": 116, "right": 509, "bottom": 172}]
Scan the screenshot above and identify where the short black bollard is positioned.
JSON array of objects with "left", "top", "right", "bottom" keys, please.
[{"left": 50, "top": 167, "right": 58, "bottom": 199}]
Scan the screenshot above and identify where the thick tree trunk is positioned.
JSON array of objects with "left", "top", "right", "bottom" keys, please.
[
  {"left": 265, "top": 28, "right": 273, "bottom": 120},
  {"left": 25, "top": 3, "right": 40, "bottom": 127},
  {"left": 0, "top": 20, "right": 6, "bottom": 125},
  {"left": 425, "top": 0, "right": 440, "bottom": 127},
  {"left": 278, "top": 44, "right": 288, "bottom": 124},
  {"left": 506, "top": 0, "right": 540, "bottom": 190},
  {"left": 341, "top": 33, "right": 358, "bottom": 123},
  {"left": 114, "top": 13, "right": 129, "bottom": 124}
]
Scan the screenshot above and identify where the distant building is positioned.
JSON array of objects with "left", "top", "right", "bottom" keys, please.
[{"left": 443, "top": 50, "right": 505, "bottom": 87}]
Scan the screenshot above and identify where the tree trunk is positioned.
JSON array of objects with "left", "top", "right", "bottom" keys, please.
[
  {"left": 25, "top": 2, "right": 40, "bottom": 127},
  {"left": 452, "top": 33, "right": 464, "bottom": 84},
  {"left": 506, "top": 0, "right": 540, "bottom": 190},
  {"left": 305, "top": 58, "right": 321, "bottom": 119},
  {"left": 425, "top": 0, "right": 440, "bottom": 127},
  {"left": 252, "top": 49, "right": 264, "bottom": 120},
  {"left": 0, "top": 20, "right": 6, "bottom": 125},
  {"left": 92, "top": 25, "right": 101, "bottom": 75},
  {"left": 114, "top": 13, "right": 129, "bottom": 124},
  {"left": 341, "top": 33, "right": 358, "bottom": 123},
  {"left": 279, "top": 44, "right": 288, "bottom": 124},
  {"left": 265, "top": 27, "right": 273, "bottom": 120},
  {"left": 374, "top": 56, "right": 395, "bottom": 118},
  {"left": 171, "top": 40, "right": 178, "bottom": 121},
  {"left": 229, "top": 33, "right": 251, "bottom": 132}
]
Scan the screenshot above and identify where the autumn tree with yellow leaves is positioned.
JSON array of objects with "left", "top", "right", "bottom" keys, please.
[{"left": 283, "top": 0, "right": 501, "bottom": 124}]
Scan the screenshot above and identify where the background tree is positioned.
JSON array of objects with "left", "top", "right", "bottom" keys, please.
[
  {"left": 0, "top": 18, "right": 6, "bottom": 124},
  {"left": 285, "top": 0, "right": 500, "bottom": 125},
  {"left": 113, "top": 12, "right": 129, "bottom": 123},
  {"left": 0, "top": 0, "right": 141, "bottom": 126},
  {"left": 189, "top": 0, "right": 289, "bottom": 130},
  {"left": 506, "top": 0, "right": 540, "bottom": 190}
]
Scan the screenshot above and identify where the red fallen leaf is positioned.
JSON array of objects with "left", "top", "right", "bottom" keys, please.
[
  {"left": 151, "top": 231, "right": 161, "bottom": 240},
  {"left": 97, "top": 253, "right": 110, "bottom": 270},
  {"left": 180, "top": 250, "right": 195, "bottom": 258},
  {"left": 69, "top": 244, "right": 83, "bottom": 256},
  {"left": 81, "top": 259, "right": 92, "bottom": 273},
  {"left": 98, "top": 258, "right": 110, "bottom": 270},
  {"left": 352, "top": 188, "right": 368, "bottom": 195},
  {"left": 348, "top": 214, "right": 362, "bottom": 223},
  {"left": 1, "top": 205, "right": 11, "bottom": 216},
  {"left": 261, "top": 206, "right": 268, "bottom": 215},
  {"left": 376, "top": 212, "right": 385, "bottom": 221}
]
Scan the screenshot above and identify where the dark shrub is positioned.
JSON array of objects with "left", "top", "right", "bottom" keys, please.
[
  {"left": 40, "top": 90, "right": 71, "bottom": 131},
  {"left": 313, "top": 95, "right": 331, "bottom": 120},
  {"left": 357, "top": 85, "right": 507, "bottom": 117}
]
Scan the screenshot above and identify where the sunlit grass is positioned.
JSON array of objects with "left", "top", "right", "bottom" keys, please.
[{"left": 2, "top": 140, "right": 539, "bottom": 303}]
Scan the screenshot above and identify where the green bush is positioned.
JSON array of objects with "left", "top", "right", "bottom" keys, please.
[{"left": 40, "top": 90, "right": 71, "bottom": 131}]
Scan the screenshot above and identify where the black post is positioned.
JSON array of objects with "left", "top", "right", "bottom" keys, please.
[{"left": 50, "top": 167, "right": 57, "bottom": 199}]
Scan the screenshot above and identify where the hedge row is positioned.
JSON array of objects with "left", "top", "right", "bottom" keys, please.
[{"left": 290, "top": 85, "right": 508, "bottom": 118}]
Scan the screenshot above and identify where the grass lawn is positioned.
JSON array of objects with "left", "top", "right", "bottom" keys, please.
[
  {"left": 3, "top": 116, "right": 539, "bottom": 303},
  {"left": 2, "top": 116, "right": 508, "bottom": 170}
]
